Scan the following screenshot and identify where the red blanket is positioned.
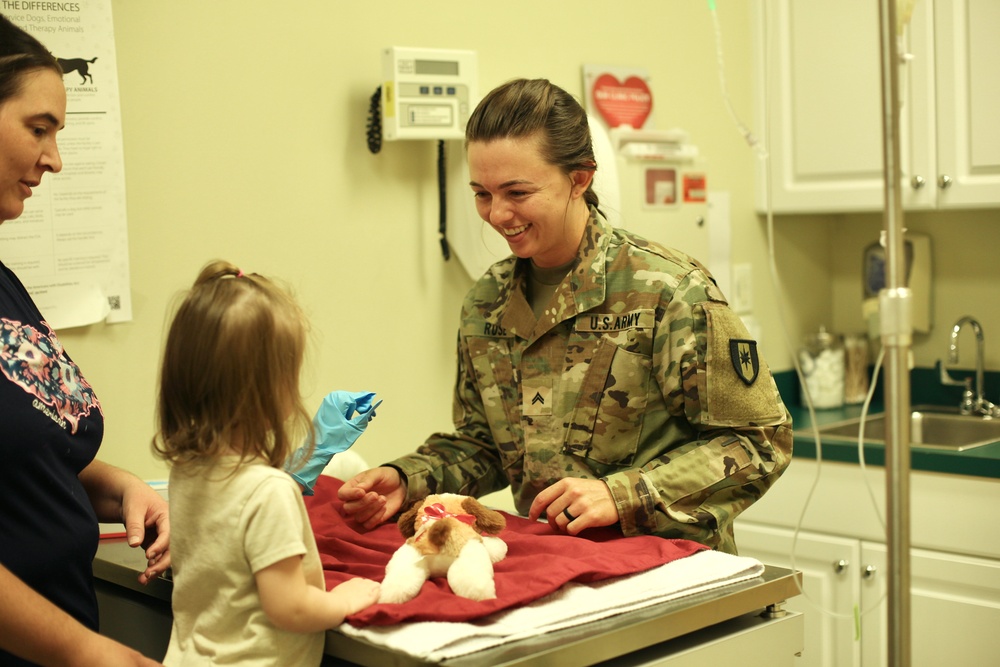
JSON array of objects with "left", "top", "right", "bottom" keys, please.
[{"left": 305, "top": 477, "right": 706, "bottom": 627}]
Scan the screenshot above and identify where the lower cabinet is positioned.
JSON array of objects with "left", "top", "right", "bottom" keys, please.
[
  {"left": 736, "top": 521, "right": 1000, "bottom": 667},
  {"left": 736, "top": 523, "right": 862, "bottom": 667},
  {"left": 859, "top": 542, "right": 1000, "bottom": 667}
]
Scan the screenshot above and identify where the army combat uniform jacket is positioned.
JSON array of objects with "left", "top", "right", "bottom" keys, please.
[{"left": 390, "top": 210, "right": 792, "bottom": 553}]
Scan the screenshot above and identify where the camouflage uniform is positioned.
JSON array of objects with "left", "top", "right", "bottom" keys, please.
[{"left": 390, "top": 210, "right": 792, "bottom": 553}]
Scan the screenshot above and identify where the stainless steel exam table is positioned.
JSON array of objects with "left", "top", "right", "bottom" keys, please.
[{"left": 94, "top": 538, "right": 803, "bottom": 666}]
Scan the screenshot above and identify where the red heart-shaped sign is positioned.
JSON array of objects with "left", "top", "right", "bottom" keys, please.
[{"left": 591, "top": 74, "right": 653, "bottom": 129}]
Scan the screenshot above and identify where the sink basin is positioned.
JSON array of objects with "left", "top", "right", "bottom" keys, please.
[{"left": 813, "top": 405, "right": 1000, "bottom": 451}]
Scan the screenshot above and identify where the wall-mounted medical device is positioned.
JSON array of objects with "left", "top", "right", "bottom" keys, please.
[{"left": 380, "top": 46, "right": 478, "bottom": 141}]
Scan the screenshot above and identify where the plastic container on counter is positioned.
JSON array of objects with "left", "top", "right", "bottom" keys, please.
[
  {"left": 843, "top": 334, "right": 871, "bottom": 405},
  {"left": 799, "top": 326, "right": 845, "bottom": 409}
]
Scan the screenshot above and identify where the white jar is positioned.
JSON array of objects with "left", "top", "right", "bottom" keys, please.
[{"left": 799, "top": 327, "right": 845, "bottom": 409}]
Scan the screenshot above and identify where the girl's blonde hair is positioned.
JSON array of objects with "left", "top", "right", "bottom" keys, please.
[{"left": 152, "top": 260, "right": 312, "bottom": 469}]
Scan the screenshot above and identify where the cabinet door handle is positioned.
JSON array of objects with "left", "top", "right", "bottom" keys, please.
[
  {"left": 863, "top": 565, "right": 878, "bottom": 579},
  {"left": 938, "top": 174, "right": 954, "bottom": 189},
  {"left": 833, "top": 559, "right": 849, "bottom": 574},
  {"left": 911, "top": 175, "right": 926, "bottom": 189}
]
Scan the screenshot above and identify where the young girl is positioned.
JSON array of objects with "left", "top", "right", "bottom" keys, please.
[{"left": 153, "top": 260, "right": 380, "bottom": 666}]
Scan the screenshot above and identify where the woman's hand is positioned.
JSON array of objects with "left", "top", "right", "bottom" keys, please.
[
  {"left": 120, "top": 479, "right": 171, "bottom": 584},
  {"left": 528, "top": 478, "right": 620, "bottom": 535},
  {"left": 337, "top": 467, "right": 407, "bottom": 530},
  {"left": 79, "top": 461, "right": 170, "bottom": 584}
]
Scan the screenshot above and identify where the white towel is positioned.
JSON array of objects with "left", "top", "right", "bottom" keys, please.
[{"left": 338, "top": 549, "right": 764, "bottom": 662}]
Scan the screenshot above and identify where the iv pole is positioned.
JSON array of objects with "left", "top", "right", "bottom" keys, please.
[{"left": 876, "top": 0, "right": 912, "bottom": 664}]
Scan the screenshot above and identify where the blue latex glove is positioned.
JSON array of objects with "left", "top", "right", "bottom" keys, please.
[{"left": 287, "top": 390, "right": 381, "bottom": 495}]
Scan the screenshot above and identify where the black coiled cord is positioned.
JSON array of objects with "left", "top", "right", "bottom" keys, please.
[
  {"left": 438, "top": 139, "right": 449, "bottom": 260},
  {"left": 366, "top": 86, "right": 382, "bottom": 154},
  {"left": 366, "top": 86, "right": 450, "bottom": 261}
]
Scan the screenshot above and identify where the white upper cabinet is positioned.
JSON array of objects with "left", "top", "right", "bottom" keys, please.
[
  {"left": 752, "top": 0, "right": 1000, "bottom": 214},
  {"left": 925, "top": 0, "right": 1000, "bottom": 208}
]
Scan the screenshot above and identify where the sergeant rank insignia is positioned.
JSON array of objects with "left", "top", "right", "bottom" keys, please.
[{"left": 730, "top": 339, "right": 759, "bottom": 386}]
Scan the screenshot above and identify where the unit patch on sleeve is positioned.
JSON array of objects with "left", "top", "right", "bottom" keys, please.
[{"left": 729, "top": 339, "right": 759, "bottom": 386}]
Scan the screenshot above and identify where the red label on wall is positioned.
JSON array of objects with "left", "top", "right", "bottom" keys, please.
[{"left": 683, "top": 173, "right": 706, "bottom": 203}]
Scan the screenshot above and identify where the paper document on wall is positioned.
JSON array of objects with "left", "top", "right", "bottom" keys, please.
[{"left": 5, "top": 1, "right": 132, "bottom": 329}]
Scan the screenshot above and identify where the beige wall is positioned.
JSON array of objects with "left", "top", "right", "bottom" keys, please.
[
  {"left": 47, "top": 1, "right": 998, "bottom": 482},
  {"left": 826, "top": 210, "right": 1000, "bottom": 371}
]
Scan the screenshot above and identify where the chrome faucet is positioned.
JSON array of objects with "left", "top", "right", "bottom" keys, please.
[{"left": 944, "top": 316, "right": 997, "bottom": 417}]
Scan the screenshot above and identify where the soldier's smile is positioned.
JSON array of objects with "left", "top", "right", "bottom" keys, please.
[{"left": 502, "top": 223, "right": 531, "bottom": 238}]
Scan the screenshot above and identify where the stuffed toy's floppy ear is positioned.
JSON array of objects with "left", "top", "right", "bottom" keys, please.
[
  {"left": 397, "top": 501, "right": 423, "bottom": 538},
  {"left": 461, "top": 497, "right": 506, "bottom": 535}
]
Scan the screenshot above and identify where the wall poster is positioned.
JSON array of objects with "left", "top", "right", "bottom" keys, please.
[{"left": 5, "top": 0, "right": 131, "bottom": 329}]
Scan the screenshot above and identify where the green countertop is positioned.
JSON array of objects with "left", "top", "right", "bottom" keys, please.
[
  {"left": 776, "top": 366, "right": 1000, "bottom": 480},
  {"left": 787, "top": 403, "right": 1000, "bottom": 479}
]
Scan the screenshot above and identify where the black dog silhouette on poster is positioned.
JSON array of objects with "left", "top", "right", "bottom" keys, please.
[{"left": 57, "top": 56, "right": 97, "bottom": 84}]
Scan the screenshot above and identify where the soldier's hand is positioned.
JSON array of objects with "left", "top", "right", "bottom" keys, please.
[
  {"left": 338, "top": 467, "right": 406, "bottom": 530},
  {"left": 528, "top": 478, "right": 619, "bottom": 535}
]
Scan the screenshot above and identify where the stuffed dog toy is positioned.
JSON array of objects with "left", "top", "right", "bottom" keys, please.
[{"left": 379, "top": 493, "right": 507, "bottom": 604}]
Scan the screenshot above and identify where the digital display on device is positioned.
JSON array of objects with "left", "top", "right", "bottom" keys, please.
[{"left": 415, "top": 59, "right": 459, "bottom": 76}]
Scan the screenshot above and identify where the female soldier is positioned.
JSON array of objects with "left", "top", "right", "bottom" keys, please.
[
  {"left": 339, "top": 78, "right": 792, "bottom": 554},
  {"left": 0, "top": 13, "right": 169, "bottom": 666}
]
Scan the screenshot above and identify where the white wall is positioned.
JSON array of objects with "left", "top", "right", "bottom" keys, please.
[{"left": 45, "top": 1, "right": 999, "bottom": 482}]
